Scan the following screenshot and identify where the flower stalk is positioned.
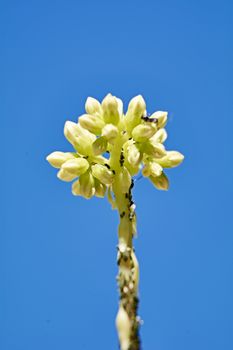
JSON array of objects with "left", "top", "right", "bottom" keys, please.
[
  {"left": 46, "top": 93, "right": 184, "bottom": 349},
  {"left": 115, "top": 183, "right": 141, "bottom": 350}
]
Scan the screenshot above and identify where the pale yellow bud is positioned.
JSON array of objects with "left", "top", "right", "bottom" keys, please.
[
  {"left": 143, "top": 141, "right": 166, "bottom": 158},
  {"left": 116, "top": 97, "right": 123, "bottom": 116},
  {"left": 148, "top": 160, "right": 163, "bottom": 177},
  {"left": 57, "top": 169, "right": 77, "bottom": 182},
  {"left": 72, "top": 179, "right": 81, "bottom": 196},
  {"left": 61, "top": 158, "right": 89, "bottom": 175},
  {"left": 102, "top": 94, "right": 120, "bottom": 125},
  {"left": 142, "top": 161, "right": 163, "bottom": 177},
  {"left": 64, "top": 121, "right": 80, "bottom": 146},
  {"left": 157, "top": 151, "right": 184, "bottom": 168},
  {"left": 79, "top": 114, "right": 105, "bottom": 135},
  {"left": 124, "top": 159, "right": 140, "bottom": 176},
  {"left": 125, "top": 95, "right": 146, "bottom": 131},
  {"left": 127, "top": 95, "right": 146, "bottom": 116},
  {"left": 150, "top": 111, "right": 168, "bottom": 128},
  {"left": 94, "top": 179, "right": 106, "bottom": 198},
  {"left": 116, "top": 305, "right": 131, "bottom": 350},
  {"left": 149, "top": 172, "right": 169, "bottom": 190},
  {"left": 46, "top": 151, "right": 76, "bottom": 168},
  {"left": 132, "top": 124, "right": 157, "bottom": 142},
  {"left": 127, "top": 143, "right": 141, "bottom": 167},
  {"left": 64, "top": 121, "right": 95, "bottom": 155},
  {"left": 91, "top": 164, "right": 114, "bottom": 185},
  {"left": 85, "top": 97, "right": 102, "bottom": 115},
  {"left": 79, "top": 172, "right": 95, "bottom": 199},
  {"left": 117, "top": 167, "right": 131, "bottom": 193},
  {"left": 102, "top": 124, "right": 118, "bottom": 142},
  {"left": 92, "top": 136, "right": 108, "bottom": 156},
  {"left": 64, "top": 121, "right": 81, "bottom": 144},
  {"left": 150, "top": 128, "right": 167, "bottom": 144}
]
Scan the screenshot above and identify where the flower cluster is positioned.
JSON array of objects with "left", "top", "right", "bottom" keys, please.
[{"left": 46, "top": 94, "right": 184, "bottom": 199}]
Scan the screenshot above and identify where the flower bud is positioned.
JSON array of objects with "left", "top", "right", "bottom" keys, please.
[
  {"left": 72, "top": 179, "right": 81, "bottom": 196},
  {"left": 116, "top": 305, "right": 131, "bottom": 350},
  {"left": 94, "top": 179, "right": 106, "bottom": 198},
  {"left": 149, "top": 172, "right": 169, "bottom": 190},
  {"left": 116, "top": 97, "right": 123, "bottom": 116},
  {"left": 64, "top": 121, "right": 81, "bottom": 144},
  {"left": 61, "top": 158, "right": 89, "bottom": 175},
  {"left": 132, "top": 124, "right": 157, "bottom": 142},
  {"left": 124, "top": 159, "right": 140, "bottom": 176},
  {"left": 117, "top": 167, "right": 131, "bottom": 193},
  {"left": 142, "top": 161, "right": 163, "bottom": 177},
  {"left": 64, "top": 121, "right": 95, "bottom": 155},
  {"left": 46, "top": 151, "right": 75, "bottom": 168},
  {"left": 157, "top": 151, "right": 184, "bottom": 168},
  {"left": 127, "top": 143, "right": 141, "bottom": 167},
  {"left": 101, "top": 124, "right": 118, "bottom": 142},
  {"left": 79, "top": 172, "right": 95, "bottom": 199},
  {"left": 85, "top": 97, "right": 102, "bottom": 115},
  {"left": 150, "top": 111, "right": 168, "bottom": 128},
  {"left": 91, "top": 164, "right": 114, "bottom": 185},
  {"left": 57, "top": 169, "right": 77, "bottom": 182},
  {"left": 143, "top": 141, "right": 166, "bottom": 158},
  {"left": 102, "top": 94, "right": 120, "bottom": 125},
  {"left": 150, "top": 128, "right": 167, "bottom": 144},
  {"left": 79, "top": 114, "right": 104, "bottom": 135},
  {"left": 92, "top": 136, "right": 108, "bottom": 156},
  {"left": 125, "top": 95, "right": 146, "bottom": 131}
]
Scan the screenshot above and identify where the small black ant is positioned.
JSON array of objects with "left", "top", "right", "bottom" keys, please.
[{"left": 141, "top": 114, "right": 158, "bottom": 123}]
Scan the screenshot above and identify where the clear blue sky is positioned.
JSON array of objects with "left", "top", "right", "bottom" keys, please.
[{"left": 1, "top": 0, "right": 233, "bottom": 349}]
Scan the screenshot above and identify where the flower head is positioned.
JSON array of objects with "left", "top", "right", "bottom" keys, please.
[{"left": 47, "top": 94, "right": 184, "bottom": 198}]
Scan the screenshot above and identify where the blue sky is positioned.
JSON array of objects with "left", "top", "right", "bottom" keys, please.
[{"left": 1, "top": 0, "right": 233, "bottom": 349}]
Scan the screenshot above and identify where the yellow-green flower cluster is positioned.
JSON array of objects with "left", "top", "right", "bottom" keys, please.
[{"left": 46, "top": 94, "right": 184, "bottom": 198}]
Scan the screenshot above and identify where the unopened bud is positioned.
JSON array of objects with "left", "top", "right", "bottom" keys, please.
[
  {"left": 150, "top": 128, "right": 167, "bottom": 144},
  {"left": 64, "top": 121, "right": 81, "bottom": 146},
  {"left": 91, "top": 164, "right": 114, "bottom": 185},
  {"left": 157, "top": 151, "right": 184, "bottom": 168},
  {"left": 116, "top": 97, "right": 123, "bottom": 116},
  {"left": 132, "top": 124, "right": 157, "bottom": 142},
  {"left": 79, "top": 172, "right": 95, "bottom": 199},
  {"left": 79, "top": 114, "right": 104, "bottom": 135},
  {"left": 127, "top": 143, "right": 141, "bottom": 167},
  {"left": 85, "top": 97, "right": 102, "bottom": 115},
  {"left": 92, "top": 136, "right": 108, "bottom": 156},
  {"left": 61, "top": 158, "right": 89, "bottom": 175},
  {"left": 150, "top": 111, "right": 168, "bottom": 128},
  {"left": 94, "top": 179, "right": 106, "bottom": 198},
  {"left": 125, "top": 95, "right": 146, "bottom": 131},
  {"left": 142, "top": 161, "right": 163, "bottom": 177},
  {"left": 117, "top": 167, "right": 131, "bottom": 193},
  {"left": 57, "top": 168, "right": 77, "bottom": 182},
  {"left": 102, "top": 94, "right": 120, "bottom": 125},
  {"left": 64, "top": 121, "right": 95, "bottom": 155},
  {"left": 46, "top": 151, "right": 75, "bottom": 168},
  {"left": 116, "top": 305, "right": 131, "bottom": 350},
  {"left": 102, "top": 124, "right": 118, "bottom": 142},
  {"left": 72, "top": 179, "right": 81, "bottom": 196},
  {"left": 149, "top": 172, "right": 169, "bottom": 190},
  {"left": 143, "top": 141, "right": 166, "bottom": 158}
]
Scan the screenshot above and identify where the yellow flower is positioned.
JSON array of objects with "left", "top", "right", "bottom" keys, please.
[{"left": 47, "top": 93, "right": 184, "bottom": 196}]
